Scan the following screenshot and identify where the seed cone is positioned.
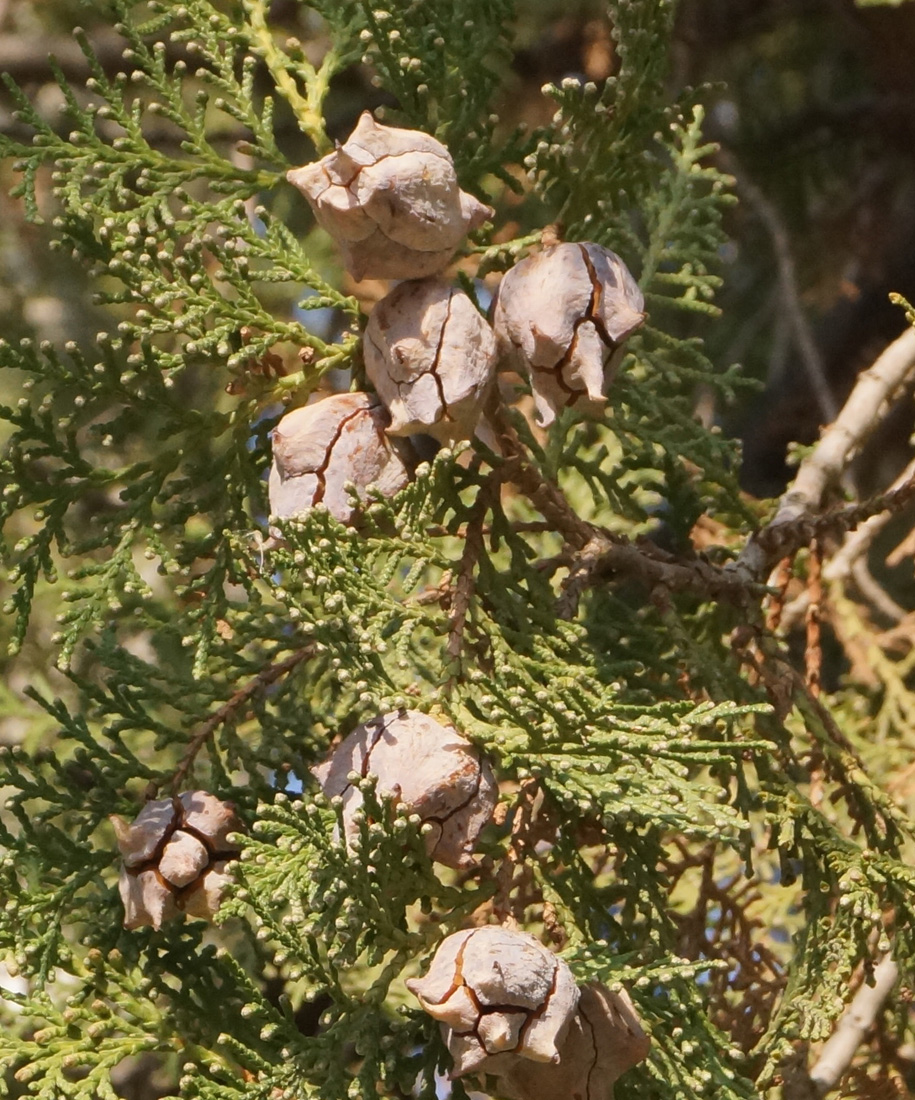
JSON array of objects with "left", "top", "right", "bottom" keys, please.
[
  {"left": 312, "top": 710, "right": 497, "bottom": 869},
  {"left": 364, "top": 279, "right": 498, "bottom": 442},
  {"left": 111, "top": 791, "right": 243, "bottom": 930},
  {"left": 268, "top": 392, "right": 412, "bottom": 527},
  {"left": 287, "top": 112, "right": 492, "bottom": 281},
  {"left": 493, "top": 981, "right": 651, "bottom": 1100},
  {"left": 406, "top": 926, "right": 580, "bottom": 1077},
  {"left": 492, "top": 241, "right": 645, "bottom": 427}
]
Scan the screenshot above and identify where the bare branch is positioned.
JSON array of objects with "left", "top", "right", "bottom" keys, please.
[
  {"left": 808, "top": 956, "right": 899, "bottom": 1096},
  {"left": 486, "top": 395, "right": 765, "bottom": 609},
  {"left": 848, "top": 558, "right": 908, "bottom": 624},
  {"left": 566, "top": 534, "right": 760, "bottom": 611},
  {"left": 823, "top": 454, "right": 915, "bottom": 585},
  {"left": 736, "top": 326, "right": 915, "bottom": 582}
]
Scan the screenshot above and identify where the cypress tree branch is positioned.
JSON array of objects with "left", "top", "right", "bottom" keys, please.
[
  {"left": 735, "top": 325, "right": 915, "bottom": 582},
  {"left": 2, "top": 5, "right": 914, "bottom": 1098},
  {"left": 167, "top": 647, "right": 313, "bottom": 796},
  {"left": 823, "top": 455, "right": 915, "bottom": 583}
]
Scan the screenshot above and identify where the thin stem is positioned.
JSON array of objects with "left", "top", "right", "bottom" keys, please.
[
  {"left": 165, "top": 647, "right": 312, "bottom": 795},
  {"left": 243, "top": 0, "right": 332, "bottom": 153}
]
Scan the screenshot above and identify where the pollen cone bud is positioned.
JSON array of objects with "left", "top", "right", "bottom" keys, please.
[
  {"left": 111, "top": 791, "right": 243, "bottom": 930},
  {"left": 365, "top": 280, "right": 498, "bottom": 442},
  {"left": 311, "top": 710, "right": 496, "bottom": 869},
  {"left": 405, "top": 926, "right": 580, "bottom": 1077},
  {"left": 494, "top": 981, "right": 650, "bottom": 1100},
  {"left": 492, "top": 241, "right": 645, "bottom": 427},
  {"left": 268, "top": 392, "right": 412, "bottom": 528},
  {"left": 287, "top": 111, "right": 493, "bottom": 281}
]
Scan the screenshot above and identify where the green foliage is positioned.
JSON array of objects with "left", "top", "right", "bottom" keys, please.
[{"left": 1, "top": 3, "right": 914, "bottom": 1100}]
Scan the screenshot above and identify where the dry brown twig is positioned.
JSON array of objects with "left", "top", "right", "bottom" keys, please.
[
  {"left": 483, "top": 328, "right": 915, "bottom": 620},
  {"left": 446, "top": 475, "right": 497, "bottom": 663},
  {"left": 164, "top": 646, "right": 312, "bottom": 796},
  {"left": 764, "top": 555, "right": 795, "bottom": 633},
  {"left": 493, "top": 779, "right": 545, "bottom": 927},
  {"left": 485, "top": 396, "right": 766, "bottom": 613},
  {"left": 805, "top": 540, "right": 823, "bottom": 701}
]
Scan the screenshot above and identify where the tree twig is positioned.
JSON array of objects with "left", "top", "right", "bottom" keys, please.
[
  {"left": 826, "top": 458, "right": 915, "bottom": 579},
  {"left": 447, "top": 475, "right": 497, "bottom": 664},
  {"left": 805, "top": 540, "right": 822, "bottom": 700},
  {"left": 493, "top": 779, "right": 543, "bottom": 927},
  {"left": 165, "top": 646, "right": 312, "bottom": 796},
  {"left": 736, "top": 326, "right": 915, "bottom": 582},
  {"left": 849, "top": 557, "right": 908, "bottom": 624},
  {"left": 808, "top": 955, "right": 899, "bottom": 1096},
  {"left": 726, "top": 156, "right": 838, "bottom": 423},
  {"left": 773, "top": 459, "right": 915, "bottom": 633},
  {"left": 484, "top": 393, "right": 594, "bottom": 551},
  {"left": 563, "top": 535, "right": 762, "bottom": 615}
]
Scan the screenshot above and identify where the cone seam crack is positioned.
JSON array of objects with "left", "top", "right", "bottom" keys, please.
[
  {"left": 530, "top": 243, "right": 618, "bottom": 404},
  {"left": 121, "top": 795, "right": 183, "bottom": 870},
  {"left": 438, "top": 934, "right": 561, "bottom": 1055},
  {"left": 516, "top": 953, "right": 560, "bottom": 1051},
  {"left": 332, "top": 713, "right": 391, "bottom": 802},
  {"left": 580, "top": 997, "right": 600, "bottom": 1100},
  {"left": 422, "top": 750, "right": 484, "bottom": 828},
  {"left": 143, "top": 864, "right": 216, "bottom": 909},
  {"left": 122, "top": 799, "right": 237, "bottom": 904},
  {"left": 578, "top": 242, "right": 622, "bottom": 350},
  {"left": 312, "top": 144, "right": 453, "bottom": 193},
  {"left": 346, "top": 143, "right": 452, "bottom": 168},
  {"left": 367, "top": 290, "right": 455, "bottom": 427},
  {"left": 311, "top": 407, "right": 367, "bottom": 505},
  {"left": 525, "top": 243, "right": 626, "bottom": 403},
  {"left": 425, "top": 289, "right": 454, "bottom": 423},
  {"left": 334, "top": 714, "right": 482, "bottom": 837}
]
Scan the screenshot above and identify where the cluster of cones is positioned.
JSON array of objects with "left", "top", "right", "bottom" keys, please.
[{"left": 269, "top": 112, "right": 645, "bottom": 529}]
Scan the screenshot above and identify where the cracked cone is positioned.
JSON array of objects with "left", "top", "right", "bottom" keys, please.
[
  {"left": 406, "top": 926, "right": 580, "bottom": 1077},
  {"left": 287, "top": 112, "right": 493, "bottom": 281},
  {"left": 364, "top": 279, "right": 498, "bottom": 442},
  {"left": 111, "top": 791, "right": 243, "bottom": 930},
  {"left": 492, "top": 242, "right": 645, "bottom": 427},
  {"left": 494, "top": 981, "right": 650, "bottom": 1100},
  {"left": 268, "top": 392, "right": 413, "bottom": 527},
  {"left": 311, "top": 710, "right": 496, "bottom": 869}
]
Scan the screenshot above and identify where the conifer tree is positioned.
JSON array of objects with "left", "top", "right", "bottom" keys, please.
[{"left": 2, "top": 3, "right": 915, "bottom": 1099}]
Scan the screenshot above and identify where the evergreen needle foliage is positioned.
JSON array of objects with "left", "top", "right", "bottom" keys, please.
[{"left": 1, "top": 2, "right": 914, "bottom": 1099}]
